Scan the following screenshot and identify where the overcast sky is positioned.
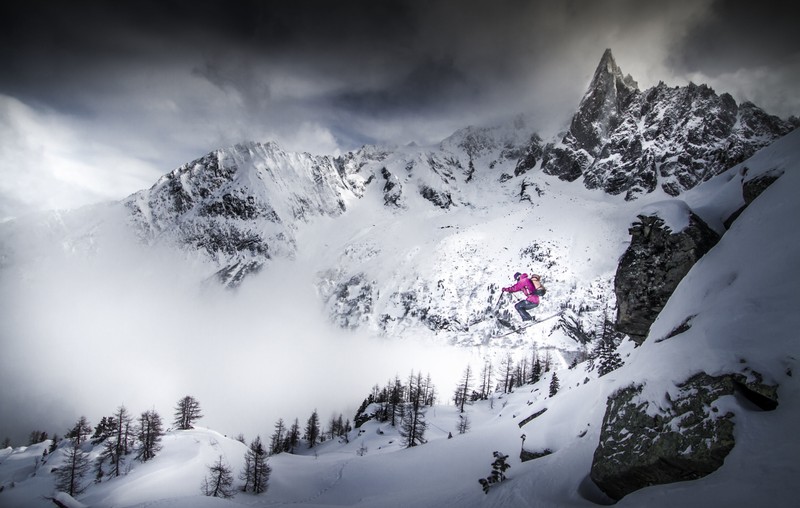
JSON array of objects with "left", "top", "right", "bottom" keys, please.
[{"left": 1, "top": 0, "right": 798, "bottom": 219}]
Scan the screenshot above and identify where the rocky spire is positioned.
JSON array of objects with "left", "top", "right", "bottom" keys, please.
[{"left": 569, "top": 49, "right": 639, "bottom": 155}]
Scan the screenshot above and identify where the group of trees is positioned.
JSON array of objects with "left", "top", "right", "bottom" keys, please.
[
  {"left": 48, "top": 395, "right": 203, "bottom": 497},
  {"left": 453, "top": 344, "right": 557, "bottom": 415},
  {"left": 201, "top": 434, "right": 272, "bottom": 498},
  {"left": 586, "top": 316, "right": 624, "bottom": 376},
  {"left": 265, "top": 409, "right": 353, "bottom": 457},
  {"left": 351, "top": 370, "right": 437, "bottom": 448},
  {"left": 268, "top": 418, "right": 302, "bottom": 455},
  {"left": 12, "top": 325, "right": 627, "bottom": 500},
  {"left": 452, "top": 332, "right": 623, "bottom": 417}
]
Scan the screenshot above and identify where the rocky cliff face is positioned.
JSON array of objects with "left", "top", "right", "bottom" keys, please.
[
  {"left": 538, "top": 49, "right": 795, "bottom": 200},
  {"left": 125, "top": 142, "right": 356, "bottom": 286},
  {"left": 592, "top": 140, "right": 791, "bottom": 500},
  {"left": 614, "top": 211, "right": 720, "bottom": 343}
]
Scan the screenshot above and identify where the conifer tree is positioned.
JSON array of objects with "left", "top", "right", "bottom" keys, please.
[
  {"left": 342, "top": 418, "right": 352, "bottom": 443},
  {"left": 549, "top": 372, "right": 560, "bottom": 397},
  {"left": 239, "top": 436, "right": 271, "bottom": 494},
  {"left": 55, "top": 440, "right": 90, "bottom": 496},
  {"left": 269, "top": 419, "right": 285, "bottom": 455},
  {"left": 457, "top": 413, "right": 471, "bottom": 435},
  {"left": 49, "top": 434, "right": 60, "bottom": 453},
  {"left": 304, "top": 409, "right": 320, "bottom": 448},
  {"left": 173, "top": 395, "right": 203, "bottom": 430},
  {"left": 388, "top": 375, "right": 404, "bottom": 426},
  {"left": 285, "top": 418, "right": 300, "bottom": 453},
  {"left": 423, "top": 372, "right": 437, "bottom": 406},
  {"left": 66, "top": 416, "right": 93, "bottom": 446},
  {"left": 28, "top": 430, "right": 48, "bottom": 445},
  {"left": 544, "top": 350, "right": 553, "bottom": 372},
  {"left": 528, "top": 342, "right": 540, "bottom": 384},
  {"left": 202, "top": 455, "right": 235, "bottom": 498},
  {"left": 136, "top": 409, "right": 163, "bottom": 462},
  {"left": 478, "top": 451, "right": 511, "bottom": 494},
  {"left": 531, "top": 357, "right": 543, "bottom": 384},
  {"left": 594, "top": 314, "right": 624, "bottom": 376},
  {"left": 479, "top": 358, "right": 493, "bottom": 399},
  {"left": 91, "top": 416, "right": 116, "bottom": 445},
  {"left": 399, "top": 371, "right": 427, "bottom": 447},
  {"left": 92, "top": 415, "right": 117, "bottom": 481},
  {"left": 105, "top": 405, "right": 133, "bottom": 477},
  {"left": 453, "top": 364, "right": 473, "bottom": 413},
  {"left": 354, "top": 398, "right": 370, "bottom": 428},
  {"left": 514, "top": 358, "right": 529, "bottom": 389},
  {"left": 497, "top": 353, "right": 515, "bottom": 393}
]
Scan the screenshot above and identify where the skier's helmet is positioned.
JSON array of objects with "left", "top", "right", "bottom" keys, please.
[{"left": 514, "top": 272, "right": 521, "bottom": 281}]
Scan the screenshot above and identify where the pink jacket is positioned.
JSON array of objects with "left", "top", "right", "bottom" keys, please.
[{"left": 503, "top": 273, "right": 540, "bottom": 304}]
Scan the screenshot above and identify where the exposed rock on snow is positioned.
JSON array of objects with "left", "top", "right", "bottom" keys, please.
[
  {"left": 590, "top": 371, "right": 778, "bottom": 500},
  {"left": 615, "top": 212, "right": 720, "bottom": 343},
  {"left": 723, "top": 168, "right": 784, "bottom": 229}
]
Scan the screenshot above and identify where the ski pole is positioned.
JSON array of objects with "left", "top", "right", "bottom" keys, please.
[{"left": 494, "top": 290, "right": 507, "bottom": 310}]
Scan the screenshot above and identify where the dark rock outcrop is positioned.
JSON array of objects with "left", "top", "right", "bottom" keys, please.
[
  {"left": 615, "top": 212, "right": 720, "bottom": 343},
  {"left": 419, "top": 185, "right": 454, "bottom": 209},
  {"left": 380, "top": 167, "right": 404, "bottom": 207},
  {"left": 723, "top": 168, "right": 784, "bottom": 229},
  {"left": 591, "top": 372, "right": 778, "bottom": 500}
]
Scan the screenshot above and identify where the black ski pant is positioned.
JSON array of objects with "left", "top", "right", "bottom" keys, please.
[{"left": 515, "top": 300, "right": 538, "bottom": 321}]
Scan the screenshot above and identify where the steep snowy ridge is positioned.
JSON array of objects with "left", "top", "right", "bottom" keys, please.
[{"left": 568, "top": 48, "right": 640, "bottom": 155}]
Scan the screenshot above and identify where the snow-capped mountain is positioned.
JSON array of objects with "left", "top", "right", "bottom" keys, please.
[
  {"left": 1, "top": 48, "right": 795, "bottom": 366},
  {"left": 538, "top": 49, "right": 796, "bottom": 199},
  {"left": 2, "top": 129, "right": 798, "bottom": 507},
  {"left": 110, "top": 49, "right": 795, "bottom": 303},
  {"left": 124, "top": 141, "right": 358, "bottom": 287}
]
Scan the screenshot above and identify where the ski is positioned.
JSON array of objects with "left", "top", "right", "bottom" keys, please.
[{"left": 492, "top": 311, "right": 564, "bottom": 338}]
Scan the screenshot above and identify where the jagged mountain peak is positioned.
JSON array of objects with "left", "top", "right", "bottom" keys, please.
[
  {"left": 594, "top": 48, "right": 639, "bottom": 91},
  {"left": 540, "top": 48, "right": 795, "bottom": 200},
  {"left": 570, "top": 49, "right": 640, "bottom": 154}
]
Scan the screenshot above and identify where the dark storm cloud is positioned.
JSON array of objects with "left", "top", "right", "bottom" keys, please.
[
  {"left": 670, "top": 0, "right": 798, "bottom": 75},
  {"left": 1, "top": 0, "right": 798, "bottom": 219},
  {"left": 332, "top": 57, "right": 479, "bottom": 116}
]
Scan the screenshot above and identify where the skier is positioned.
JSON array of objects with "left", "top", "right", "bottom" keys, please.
[{"left": 502, "top": 272, "right": 545, "bottom": 322}]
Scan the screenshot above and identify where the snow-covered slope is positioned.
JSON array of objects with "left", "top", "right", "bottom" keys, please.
[{"left": 2, "top": 128, "right": 798, "bottom": 508}]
